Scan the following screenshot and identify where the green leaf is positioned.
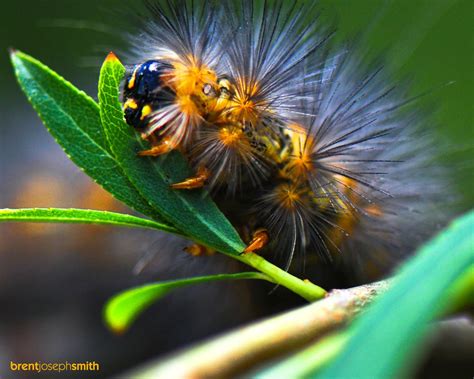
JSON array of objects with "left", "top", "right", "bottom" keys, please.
[
  {"left": 316, "top": 210, "right": 474, "bottom": 379},
  {"left": 10, "top": 50, "right": 170, "bottom": 223},
  {"left": 0, "top": 208, "right": 179, "bottom": 234},
  {"left": 98, "top": 52, "right": 246, "bottom": 255},
  {"left": 104, "top": 272, "right": 271, "bottom": 333}
]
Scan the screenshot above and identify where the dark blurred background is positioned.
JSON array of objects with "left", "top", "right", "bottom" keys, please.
[{"left": 0, "top": 0, "right": 472, "bottom": 378}]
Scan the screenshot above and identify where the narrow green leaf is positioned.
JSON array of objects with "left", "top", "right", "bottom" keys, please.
[
  {"left": 98, "top": 52, "right": 246, "bottom": 255},
  {"left": 104, "top": 272, "right": 271, "bottom": 333},
  {"left": 316, "top": 210, "right": 474, "bottom": 379},
  {"left": 10, "top": 50, "right": 170, "bottom": 223},
  {"left": 0, "top": 208, "right": 179, "bottom": 234}
]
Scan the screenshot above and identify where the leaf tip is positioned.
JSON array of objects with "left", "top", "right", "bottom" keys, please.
[
  {"left": 105, "top": 51, "right": 121, "bottom": 64},
  {"left": 8, "top": 47, "right": 18, "bottom": 57},
  {"left": 109, "top": 323, "right": 127, "bottom": 336},
  {"left": 8, "top": 48, "right": 21, "bottom": 67},
  {"left": 104, "top": 303, "right": 129, "bottom": 335}
]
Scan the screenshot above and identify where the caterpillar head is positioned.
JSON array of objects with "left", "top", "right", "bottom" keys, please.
[{"left": 122, "top": 58, "right": 225, "bottom": 151}]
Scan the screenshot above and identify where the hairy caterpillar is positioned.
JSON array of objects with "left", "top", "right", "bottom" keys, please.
[{"left": 122, "top": 0, "right": 451, "bottom": 282}]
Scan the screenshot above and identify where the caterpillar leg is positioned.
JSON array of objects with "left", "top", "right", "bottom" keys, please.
[
  {"left": 243, "top": 228, "right": 269, "bottom": 253},
  {"left": 137, "top": 143, "right": 173, "bottom": 157},
  {"left": 137, "top": 136, "right": 176, "bottom": 157},
  {"left": 170, "top": 166, "right": 210, "bottom": 190},
  {"left": 184, "top": 243, "right": 215, "bottom": 256}
]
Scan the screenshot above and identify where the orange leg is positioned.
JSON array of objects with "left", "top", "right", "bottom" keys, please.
[
  {"left": 170, "top": 167, "right": 211, "bottom": 190},
  {"left": 184, "top": 244, "right": 215, "bottom": 257},
  {"left": 138, "top": 143, "right": 173, "bottom": 157},
  {"left": 243, "top": 228, "right": 269, "bottom": 253},
  {"left": 138, "top": 136, "right": 176, "bottom": 157}
]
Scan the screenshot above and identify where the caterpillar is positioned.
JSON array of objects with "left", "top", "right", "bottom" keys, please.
[{"left": 122, "top": 0, "right": 451, "bottom": 282}]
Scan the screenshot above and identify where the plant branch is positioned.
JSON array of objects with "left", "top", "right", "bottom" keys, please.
[
  {"left": 259, "top": 262, "right": 474, "bottom": 378},
  {"left": 256, "top": 330, "right": 350, "bottom": 378},
  {"left": 128, "top": 280, "right": 389, "bottom": 379}
]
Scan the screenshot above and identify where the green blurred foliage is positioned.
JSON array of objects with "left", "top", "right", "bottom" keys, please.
[
  {"left": 318, "top": 0, "right": 474, "bottom": 203},
  {"left": 1, "top": 0, "right": 472, "bottom": 202},
  {"left": 319, "top": 0, "right": 473, "bottom": 142}
]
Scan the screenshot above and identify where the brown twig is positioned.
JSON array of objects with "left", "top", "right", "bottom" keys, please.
[{"left": 129, "top": 280, "right": 390, "bottom": 379}]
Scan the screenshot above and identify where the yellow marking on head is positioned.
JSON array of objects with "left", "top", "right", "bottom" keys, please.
[
  {"left": 127, "top": 67, "right": 138, "bottom": 89},
  {"left": 123, "top": 98, "right": 138, "bottom": 110},
  {"left": 140, "top": 104, "right": 152, "bottom": 120}
]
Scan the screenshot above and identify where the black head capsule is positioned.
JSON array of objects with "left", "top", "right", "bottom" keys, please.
[{"left": 122, "top": 60, "right": 175, "bottom": 129}]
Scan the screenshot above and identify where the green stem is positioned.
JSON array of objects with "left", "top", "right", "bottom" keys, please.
[{"left": 229, "top": 252, "right": 327, "bottom": 301}]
